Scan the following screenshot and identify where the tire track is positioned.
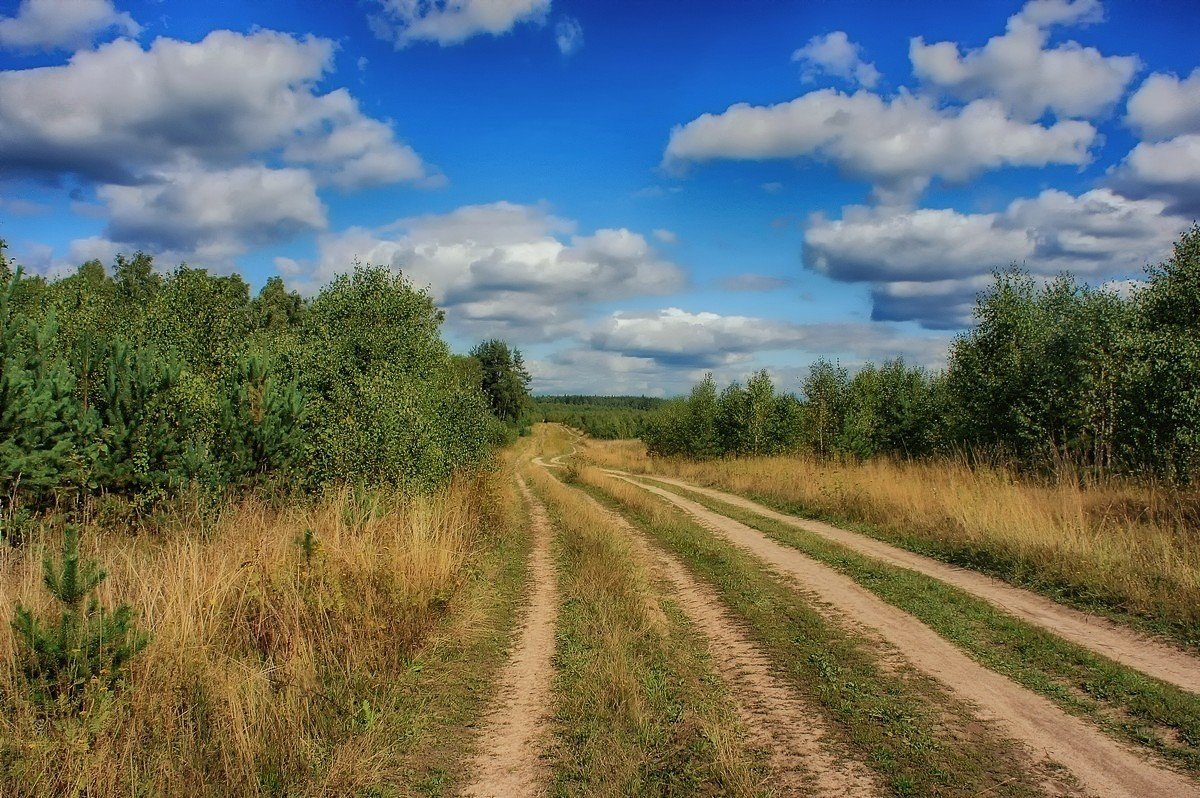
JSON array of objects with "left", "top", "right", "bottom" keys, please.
[
  {"left": 546, "top": 465, "right": 880, "bottom": 797},
  {"left": 617, "top": 470, "right": 1200, "bottom": 696},
  {"left": 461, "top": 476, "right": 558, "bottom": 798},
  {"left": 616, "top": 474, "right": 1200, "bottom": 798}
]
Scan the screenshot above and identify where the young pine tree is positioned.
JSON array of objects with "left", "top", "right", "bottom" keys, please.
[{"left": 11, "top": 525, "right": 148, "bottom": 704}]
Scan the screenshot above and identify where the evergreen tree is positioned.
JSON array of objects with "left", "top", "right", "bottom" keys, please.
[
  {"left": 1, "top": 269, "right": 85, "bottom": 516},
  {"left": 470, "top": 339, "right": 532, "bottom": 423},
  {"left": 11, "top": 525, "right": 148, "bottom": 704}
]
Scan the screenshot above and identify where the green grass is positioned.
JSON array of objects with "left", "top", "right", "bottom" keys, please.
[
  {"left": 642, "top": 477, "right": 1200, "bottom": 775},
  {"left": 573, "top": 470, "right": 1056, "bottom": 798},
  {"left": 527, "top": 467, "right": 766, "bottom": 798}
]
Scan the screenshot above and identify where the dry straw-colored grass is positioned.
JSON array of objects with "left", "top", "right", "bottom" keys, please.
[
  {"left": 0, "top": 480, "right": 487, "bottom": 797},
  {"left": 582, "top": 437, "right": 1200, "bottom": 639}
]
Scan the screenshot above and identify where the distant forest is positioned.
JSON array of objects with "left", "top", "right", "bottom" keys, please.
[{"left": 533, "top": 395, "right": 666, "bottom": 439}]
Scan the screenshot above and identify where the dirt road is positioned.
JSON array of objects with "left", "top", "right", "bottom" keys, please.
[
  {"left": 548, "top": 466, "right": 879, "bottom": 796},
  {"left": 616, "top": 474, "right": 1200, "bottom": 798},
  {"left": 461, "top": 477, "right": 559, "bottom": 798},
  {"left": 625, "top": 471, "right": 1200, "bottom": 695}
]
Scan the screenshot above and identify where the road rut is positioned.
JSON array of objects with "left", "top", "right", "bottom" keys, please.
[{"left": 617, "top": 474, "right": 1200, "bottom": 798}]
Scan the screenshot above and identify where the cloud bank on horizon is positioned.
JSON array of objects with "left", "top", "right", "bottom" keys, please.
[{"left": 0, "top": 0, "right": 1195, "bottom": 395}]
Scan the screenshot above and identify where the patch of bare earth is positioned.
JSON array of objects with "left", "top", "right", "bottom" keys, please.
[
  {"left": 629, "top": 471, "right": 1200, "bottom": 695},
  {"left": 619, "top": 475, "right": 1200, "bottom": 798},
  {"left": 461, "top": 477, "right": 559, "bottom": 798},
  {"left": 556, "top": 467, "right": 879, "bottom": 797}
]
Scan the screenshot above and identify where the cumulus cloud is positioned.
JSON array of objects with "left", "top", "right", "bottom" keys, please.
[
  {"left": 528, "top": 348, "right": 671, "bottom": 396},
  {"left": 1111, "top": 134, "right": 1200, "bottom": 215},
  {"left": 0, "top": 0, "right": 140, "bottom": 52},
  {"left": 97, "top": 163, "right": 326, "bottom": 264},
  {"left": 369, "top": 0, "right": 549, "bottom": 47},
  {"left": 910, "top": 0, "right": 1137, "bottom": 120},
  {"left": 0, "top": 30, "right": 432, "bottom": 189},
  {"left": 652, "top": 228, "right": 678, "bottom": 244},
  {"left": 282, "top": 202, "right": 686, "bottom": 341},
  {"left": 555, "top": 16, "right": 582, "bottom": 55},
  {"left": 804, "top": 188, "right": 1186, "bottom": 327},
  {"left": 663, "top": 89, "right": 1095, "bottom": 201},
  {"left": 1126, "top": 68, "right": 1200, "bottom": 140},
  {"left": 588, "top": 307, "right": 951, "bottom": 369},
  {"left": 792, "top": 31, "right": 880, "bottom": 88}
]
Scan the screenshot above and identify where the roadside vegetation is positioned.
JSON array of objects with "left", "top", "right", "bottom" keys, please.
[
  {"left": 623, "top": 228, "right": 1200, "bottom": 645},
  {"left": 0, "top": 243, "right": 538, "bottom": 796},
  {"left": 644, "top": 227, "right": 1200, "bottom": 483}
]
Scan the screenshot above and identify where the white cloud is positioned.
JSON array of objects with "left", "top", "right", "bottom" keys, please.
[
  {"left": 529, "top": 348, "right": 672, "bottom": 396},
  {"left": 805, "top": 188, "right": 1186, "bottom": 327},
  {"left": 664, "top": 89, "right": 1096, "bottom": 200},
  {"left": 284, "top": 202, "right": 686, "bottom": 342},
  {"left": 909, "top": 0, "right": 1137, "bottom": 120},
  {"left": 369, "top": 0, "right": 550, "bottom": 47},
  {"left": 793, "top": 31, "right": 880, "bottom": 89},
  {"left": 0, "top": 0, "right": 140, "bottom": 52},
  {"left": 555, "top": 16, "right": 582, "bottom": 56},
  {"left": 97, "top": 163, "right": 326, "bottom": 265},
  {"left": 1111, "top": 134, "right": 1200, "bottom": 215},
  {"left": 588, "top": 307, "right": 951, "bottom": 369},
  {"left": 652, "top": 228, "right": 678, "bottom": 244},
  {"left": 1013, "top": 0, "right": 1104, "bottom": 28},
  {"left": 0, "top": 30, "right": 432, "bottom": 189},
  {"left": 1126, "top": 68, "right": 1200, "bottom": 140}
]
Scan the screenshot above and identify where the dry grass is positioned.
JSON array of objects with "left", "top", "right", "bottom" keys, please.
[
  {"left": 0, "top": 477, "right": 501, "bottom": 797},
  {"left": 581, "top": 437, "right": 1200, "bottom": 642},
  {"left": 526, "top": 463, "right": 764, "bottom": 797}
]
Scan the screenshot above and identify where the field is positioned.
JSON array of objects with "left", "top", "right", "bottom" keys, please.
[{"left": 5, "top": 423, "right": 1200, "bottom": 796}]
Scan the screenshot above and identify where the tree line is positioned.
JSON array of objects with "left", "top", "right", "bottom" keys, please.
[
  {"left": 534, "top": 395, "right": 665, "bottom": 439},
  {"left": 644, "top": 227, "right": 1200, "bottom": 483},
  {"left": 0, "top": 244, "right": 532, "bottom": 537}
]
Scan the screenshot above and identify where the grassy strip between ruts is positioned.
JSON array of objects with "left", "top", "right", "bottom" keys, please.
[
  {"left": 663, "top": 474, "right": 1200, "bottom": 652},
  {"left": 637, "top": 475, "right": 1200, "bottom": 777},
  {"left": 571, "top": 467, "right": 1059, "bottom": 798},
  {"left": 525, "top": 464, "right": 767, "bottom": 798}
]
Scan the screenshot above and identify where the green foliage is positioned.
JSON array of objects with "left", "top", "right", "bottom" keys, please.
[
  {"left": 469, "top": 339, "right": 532, "bottom": 423},
  {"left": 650, "top": 227, "right": 1200, "bottom": 483},
  {"left": 0, "top": 246, "right": 503, "bottom": 519},
  {"left": 1, "top": 270, "right": 86, "bottom": 514},
  {"left": 644, "top": 371, "right": 802, "bottom": 459},
  {"left": 11, "top": 526, "right": 148, "bottom": 705},
  {"left": 533, "top": 395, "right": 665, "bottom": 439}
]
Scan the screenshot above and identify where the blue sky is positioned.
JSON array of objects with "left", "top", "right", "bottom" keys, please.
[{"left": 0, "top": 0, "right": 1197, "bottom": 394}]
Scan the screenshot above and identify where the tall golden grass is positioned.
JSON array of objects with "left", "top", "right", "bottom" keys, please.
[
  {"left": 582, "top": 437, "right": 1200, "bottom": 639},
  {"left": 0, "top": 479, "right": 491, "bottom": 796}
]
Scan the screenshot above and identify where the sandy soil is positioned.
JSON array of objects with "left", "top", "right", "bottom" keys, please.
[
  {"left": 461, "top": 477, "right": 559, "bottom": 798},
  {"left": 618, "top": 475, "right": 1200, "bottom": 798}
]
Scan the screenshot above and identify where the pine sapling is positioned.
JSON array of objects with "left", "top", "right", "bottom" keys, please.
[{"left": 11, "top": 525, "right": 149, "bottom": 706}]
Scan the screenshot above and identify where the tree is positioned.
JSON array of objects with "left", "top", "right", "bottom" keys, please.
[
  {"left": 801, "top": 359, "right": 848, "bottom": 458},
  {"left": 470, "top": 339, "right": 532, "bottom": 423},
  {"left": 1, "top": 269, "right": 86, "bottom": 516},
  {"left": 11, "top": 526, "right": 148, "bottom": 705}
]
